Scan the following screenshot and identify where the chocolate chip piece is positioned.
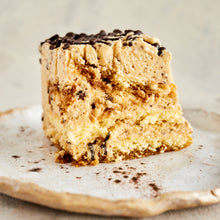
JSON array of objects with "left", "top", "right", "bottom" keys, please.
[
  {"left": 100, "top": 143, "right": 107, "bottom": 155},
  {"left": 49, "top": 45, "right": 55, "bottom": 50},
  {"left": 134, "top": 30, "right": 143, "bottom": 35},
  {"left": 48, "top": 34, "right": 59, "bottom": 42},
  {"left": 104, "top": 131, "right": 111, "bottom": 142},
  {"left": 39, "top": 58, "right": 41, "bottom": 64},
  {"left": 77, "top": 90, "right": 86, "bottom": 100},
  {"left": 91, "top": 103, "right": 96, "bottom": 109},
  {"left": 151, "top": 43, "right": 160, "bottom": 49},
  {"left": 65, "top": 32, "right": 75, "bottom": 38},
  {"left": 114, "top": 179, "right": 121, "bottom": 183},
  {"left": 89, "top": 39, "right": 96, "bottom": 44},
  {"left": 100, "top": 132, "right": 111, "bottom": 155},
  {"left": 113, "top": 29, "right": 122, "bottom": 34},
  {"left": 66, "top": 140, "right": 71, "bottom": 144},
  {"left": 63, "top": 43, "right": 70, "bottom": 49},
  {"left": 125, "top": 29, "right": 133, "bottom": 35},
  {"left": 99, "top": 30, "right": 106, "bottom": 36},
  {"left": 127, "top": 35, "right": 133, "bottom": 40},
  {"left": 128, "top": 42, "right": 133, "bottom": 46},
  {"left": 55, "top": 39, "right": 62, "bottom": 48},
  {"left": 102, "top": 77, "right": 111, "bottom": 83},
  {"left": 158, "top": 47, "right": 166, "bottom": 56},
  {"left": 107, "top": 32, "right": 115, "bottom": 36},
  {"left": 88, "top": 143, "right": 95, "bottom": 161}
]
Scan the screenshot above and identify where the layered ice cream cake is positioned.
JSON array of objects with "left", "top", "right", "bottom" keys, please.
[{"left": 39, "top": 29, "right": 193, "bottom": 166}]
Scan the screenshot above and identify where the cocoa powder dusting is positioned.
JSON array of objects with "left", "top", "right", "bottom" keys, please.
[
  {"left": 12, "top": 155, "right": 20, "bottom": 159},
  {"left": 28, "top": 168, "right": 42, "bottom": 172},
  {"left": 149, "top": 183, "right": 160, "bottom": 192}
]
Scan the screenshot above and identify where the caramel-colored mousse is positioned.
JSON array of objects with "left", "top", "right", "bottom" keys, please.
[{"left": 39, "top": 29, "right": 193, "bottom": 166}]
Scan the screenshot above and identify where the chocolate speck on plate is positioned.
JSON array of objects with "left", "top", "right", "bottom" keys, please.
[
  {"left": 28, "top": 168, "right": 42, "bottom": 172},
  {"left": 137, "top": 172, "right": 147, "bottom": 176},
  {"left": 108, "top": 178, "right": 112, "bottom": 181},
  {"left": 131, "top": 176, "right": 138, "bottom": 184},
  {"left": 12, "top": 155, "right": 20, "bottom": 159},
  {"left": 113, "top": 170, "right": 121, "bottom": 173},
  {"left": 123, "top": 175, "right": 129, "bottom": 178},
  {"left": 19, "top": 126, "right": 25, "bottom": 132},
  {"left": 96, "top": 172, "right": 100, "bottom": 175},
  {"left": 198, "top": 145, "right": 203, "bottom": 149},
  {"left": 76, "top": 176, "right": 82, "bottom": 179},
  {"left": 114, "top": 179, "right": 121, "bottom": 183},
  {"left": 149, "top": 183, "right": 160, "bottom": 192}
]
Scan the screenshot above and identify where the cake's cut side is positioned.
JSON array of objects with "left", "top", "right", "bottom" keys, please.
[{"left": 39, "top": 30, "right": 193, "bottom": 166}]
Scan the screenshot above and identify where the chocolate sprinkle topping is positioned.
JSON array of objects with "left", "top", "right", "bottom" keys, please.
[
  {"left": 158, "top": 47, "right": 166, "bottom": 56},
  {"left": 41, "top": 29, "right": 144, "bottom": 49},
  {"left": 151, "top": 43, "right": 160, "bottom": 49}
]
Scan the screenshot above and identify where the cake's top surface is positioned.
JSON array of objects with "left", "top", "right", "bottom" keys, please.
[{"left": 40, "top": 29, "right": 165, "bottom": 54}]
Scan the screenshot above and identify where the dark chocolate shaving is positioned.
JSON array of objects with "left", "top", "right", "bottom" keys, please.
[{"left": 41, "top": 29, "right": 144, "bottom": 49}]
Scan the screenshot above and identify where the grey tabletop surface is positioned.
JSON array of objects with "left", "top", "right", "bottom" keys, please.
[{"left": 0, "top": 0, "right": 219, "bottom": 219}]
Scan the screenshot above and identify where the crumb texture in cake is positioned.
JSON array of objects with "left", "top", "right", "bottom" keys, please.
[{"left": 40, "top": 29, "right": 193, "bottom": 166}]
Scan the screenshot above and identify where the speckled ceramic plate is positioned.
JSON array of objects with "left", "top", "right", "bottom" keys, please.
[{"left": 0, "top": 106, "right": 219, "bottom": 217}]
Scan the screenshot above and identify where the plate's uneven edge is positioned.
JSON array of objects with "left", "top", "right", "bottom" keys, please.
[
  {"left": 0, "top": 106, "right": 220, "bottom": 217},
  {"left": 0, "top": 176, "right": 220, "bottom": 218}
]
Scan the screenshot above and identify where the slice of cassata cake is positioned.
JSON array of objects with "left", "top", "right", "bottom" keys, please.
[{"left": 39, "top": 29, "right": 193, "bottom": 166}]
